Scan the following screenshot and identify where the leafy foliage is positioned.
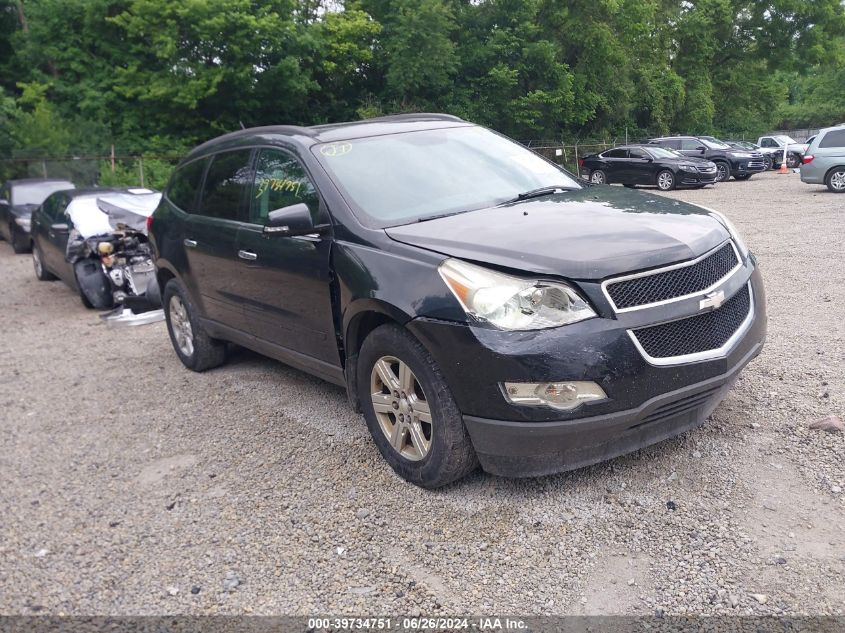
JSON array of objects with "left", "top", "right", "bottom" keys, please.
[{"left": 1, "top": 0, "right": 844, "bottom": 185}]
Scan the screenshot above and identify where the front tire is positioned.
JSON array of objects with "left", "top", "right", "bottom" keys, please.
[
  {"left": 589, "top": 169, "right": 607, "bottom": 185},
  {"left": 358, "top": 324, "right": 478, "bottom": 488},
  {"left": 163, "top": 278, "right": 227, "bottom": 371},
  {"left": 763, "top": 155, "right": 773, "bottom": 171},
  {"left": 31, "top": 241, "right": 55, "bottom": 281},
  {"left": 714, "top": 161, "right": 730, "bottom": 182},
  {"left": 656, "top": 170, "right": 676, "bottom": 191},
  {"left": 826, "top": 167, "right": 845, "bottom": 193}
]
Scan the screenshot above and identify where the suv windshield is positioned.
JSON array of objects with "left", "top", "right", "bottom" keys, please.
[
  {"left": 12, "top": 181, "right": 73, "bottom": 206},
  {"left": 312, "top": 126, "right": 582, "bottom": 228},
  {"left": 699, "top": 137, "right": 731, "bottom": 150}
]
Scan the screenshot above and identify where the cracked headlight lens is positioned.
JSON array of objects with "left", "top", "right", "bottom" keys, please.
[{"left": 438, "top": 258, "right": 595, "bottom": 330}]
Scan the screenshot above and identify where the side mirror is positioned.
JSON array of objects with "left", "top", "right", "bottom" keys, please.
[
  {"left": 264, "top": 202, "right": 316, "bottom": 237},
  {"left": 51, "top": 222, "right": 69, "bottom": 232},
  {"left": 696, "top": 146, "right": 706, "bottom": 152}
]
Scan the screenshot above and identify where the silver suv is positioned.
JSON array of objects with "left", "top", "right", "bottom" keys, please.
[{"left": 800, "top": 125, "right": 845, "bottom": 193}]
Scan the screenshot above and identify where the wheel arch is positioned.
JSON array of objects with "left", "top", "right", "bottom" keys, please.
[
  {"left": 343, "top": 300, "right": 414, "bottom": 413},
  {"left": 824, "top": 164, "right": 845, "bottom": 182}
]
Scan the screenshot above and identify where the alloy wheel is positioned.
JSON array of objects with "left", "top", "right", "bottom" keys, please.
[
  {"left": 32, "top": 245, "right": 43, "bottom": 277},
  {"left": 657, "top": 172, "right": 674, "bottom": 191},
  {"left": 168, "top": 295, "right": 195, "bottom": 357},
  {"left": 590, "top": 171, "right": 605, "bottom": 184},
  {"left": 716, "top": 164, "right": 729, "bottom": 182},
  {"left": 831, "top": 170, "right": 845, "bottom": 191},
  {"left": 370, "top": 356, "right": 432, "bottom": 461}
]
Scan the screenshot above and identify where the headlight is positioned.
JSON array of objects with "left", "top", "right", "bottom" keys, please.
[
  {"left": 438, "top": 258, "right": 596, "bottom": 330},
  {"left": 697, "top": 207, "right": 749, "bottom": 258},
  {"left": 680, "top": 163, "right": 698, "bottom": 169},
  {"left": 14, "top": 217, "right": 31, "bottom": 230}
]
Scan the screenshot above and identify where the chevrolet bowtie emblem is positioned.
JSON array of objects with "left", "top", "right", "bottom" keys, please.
[{"left": 700, "top": 290, "right": 726, "bottom": 311}]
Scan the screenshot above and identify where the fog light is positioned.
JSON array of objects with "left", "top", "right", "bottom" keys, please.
[{"left": 502, "top": 381, "right": 607, "bottom": 410}]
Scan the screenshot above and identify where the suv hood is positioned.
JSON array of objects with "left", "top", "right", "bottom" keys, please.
[{"left": 385, "top": 187, "right": 730, "bottom": 280}]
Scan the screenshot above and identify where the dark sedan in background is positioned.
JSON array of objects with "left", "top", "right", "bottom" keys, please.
[
  {"left": 30, "top": 187, "right": 161, "bottom": 312},
  {"left": 0, "top": 178, "right": 75, "bottom": 253},
  {"left": 579, "top": 144, "right": 718, "bottom": 190},
  {"left": 648, "top": 136, "right": 767, "bottom": 182}
]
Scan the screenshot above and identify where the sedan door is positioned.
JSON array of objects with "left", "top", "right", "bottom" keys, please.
[
  {"left": 39, "top": 195, "right": 73, "bottom": 280},
  {"left": 235, "top": 147, "right": 340, "bottom": 366},
  {"left": 183, "top": 149, "right": 254, "bottom": 328},
  {"left": 621, "top": 148, "right": 655, "bottom": 184}
]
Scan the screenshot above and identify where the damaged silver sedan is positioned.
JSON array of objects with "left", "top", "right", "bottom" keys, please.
[{"left": 29, "top": 187, "right": 164, "bottom": 326}]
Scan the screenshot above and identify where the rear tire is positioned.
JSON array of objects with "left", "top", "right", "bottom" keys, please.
[
  {"left": 10, "top": 224, "right": 28, "bottom": 254},
  {"left": 826, "top": 167, "right": 845, "bottom": 193},
  {"left": 786, "top": 154, "right": 800, "bottom": 169},
  {"left": 358, "top": 324, "right": 478, "bottom": 488},
  {"left": 31, "top": 241, "right": 55, "bottom": 281},
  {"left": 163, "top": 278, "right": 227, "bottom": 371},
  {"left": 589, "top": 169, "right": 607, "bottom": 185}
]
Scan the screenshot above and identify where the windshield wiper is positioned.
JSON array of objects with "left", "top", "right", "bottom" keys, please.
[{"left": 499, "top": 185, "right": 578, "bottom": 206}]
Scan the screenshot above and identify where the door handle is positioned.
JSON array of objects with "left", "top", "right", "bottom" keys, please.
[
  {"left": 184, "top": 239, "right": 197, "bottom": 248},
  {"left": 238, "top": 250, "right": 258, "bottom": 261}
]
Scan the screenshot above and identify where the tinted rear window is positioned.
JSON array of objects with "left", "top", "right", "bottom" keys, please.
[
  {"left": 167, "top": 159, "right": 206, "bottom": 212},
  {"left": 819, "top": 130, "right": 845, "bottom": 149}
]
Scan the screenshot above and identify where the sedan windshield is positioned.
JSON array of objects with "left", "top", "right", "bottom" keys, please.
[
  {"left": 312, "top": 126, "right": 582, "bottom": 227},
  {"left": 12, "top": 181, "right": 73, "bottom": 206},
  {"left": 647, "top": 147, "right": 684, "bottom": 159}
]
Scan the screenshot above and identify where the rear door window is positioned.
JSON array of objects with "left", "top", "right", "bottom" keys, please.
[
  {"left": 819, "top": 130, "right": 845, "bottom": 149},
  {"left": 167, "top": 159, "right": 207, "bottom": 213},
  {"left": 603, "top": 148, "right": 628, "bottom": 159},
  {"left": 197, "top": 150, "right": 254, "bottom": 222},
  {"left": 250, "top": 148, "right": 320, "bottom": 225}
]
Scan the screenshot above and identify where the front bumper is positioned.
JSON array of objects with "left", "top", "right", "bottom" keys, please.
[
  {"left": 730, "top": 159, "right": 767, "bottom": 176},
  {"left": 408, "top": 266, "right": 766, "bottom": 477},
  {"left": 678, "top": 168, "right": 717, "bottom": 186}
]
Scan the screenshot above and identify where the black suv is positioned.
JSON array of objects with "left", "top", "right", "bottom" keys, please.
[
  {"left": 150, "top": 114, "right": 766, "bottom": 487},
  {"left": 648, "top": 136, "right": 767, "bottom": 182}
]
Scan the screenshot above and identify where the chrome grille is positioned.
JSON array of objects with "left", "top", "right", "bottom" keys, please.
[
  {"left": 605, "top": 242, "right": 739, "bottom": 310},
  {"left": 631, "top": 284, "right": 751, "bottom": 359}
]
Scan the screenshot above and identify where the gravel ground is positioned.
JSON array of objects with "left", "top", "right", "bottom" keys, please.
[{"left": 0, "top": 170, "right": 843, "bottom": 616}]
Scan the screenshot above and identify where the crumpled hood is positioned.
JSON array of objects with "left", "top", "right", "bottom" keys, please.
[{"left": 385, "top": 187, "right": 730, "bottom": 280}]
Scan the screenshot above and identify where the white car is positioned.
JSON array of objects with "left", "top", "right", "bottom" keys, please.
[{"left": 757, "top": 135, "right": 809, "bottom": 168}]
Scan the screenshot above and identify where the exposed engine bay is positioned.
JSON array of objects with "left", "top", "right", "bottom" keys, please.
[{"left": 65, "top": 190, "right": 164, "bottom": 326}]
